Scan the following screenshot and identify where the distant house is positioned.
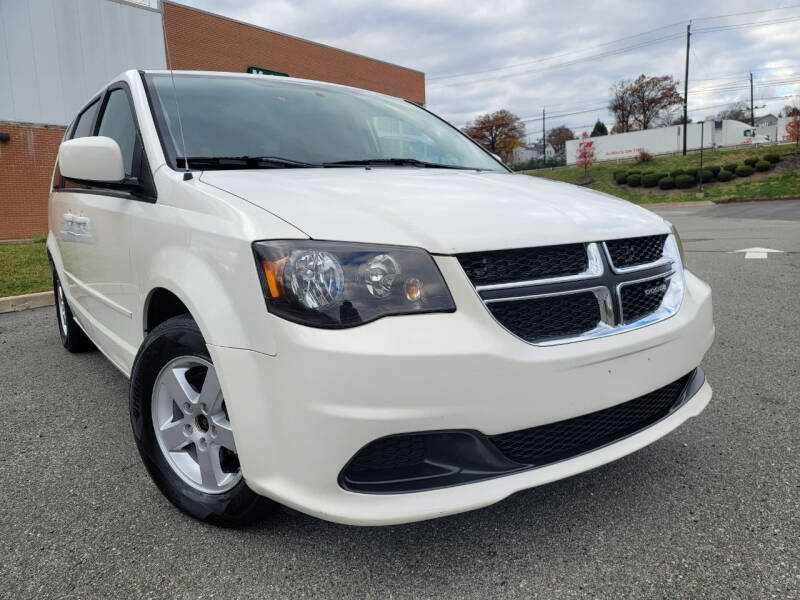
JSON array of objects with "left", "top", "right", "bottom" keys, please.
[
  {"left": 754, "top": 114, "right": 778, "bottom": 127},
  {"left": 511, "top": 142, "right": 555, "bottom": 164}
]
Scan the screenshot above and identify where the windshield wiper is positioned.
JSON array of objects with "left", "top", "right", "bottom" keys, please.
[
  {"left": 179, "top": 156, "right": 321, "bottom": 170},
  {"left": 323, "top": 158, "right": 480, "bottom": 170}
]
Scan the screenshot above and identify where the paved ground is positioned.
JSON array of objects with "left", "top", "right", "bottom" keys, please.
[{"left": 1, "top": 200, "right": 798, "bottom": 599}]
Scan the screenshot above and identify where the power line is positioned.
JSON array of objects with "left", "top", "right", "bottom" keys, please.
[
  {"left": 429, "top": 34, "right": 685, "bottom": 89},
  {"left": 427, "top": 21, "right": 687, "bottom": 81},
  {"left": 693, "top": 14, "right": 800, "bottom": 33},
  {"left": 692, "top": 3, "right": 800, "bottom": 21},
  {"left": 427, "top": 5, "right": 800, "bottom": 84}
]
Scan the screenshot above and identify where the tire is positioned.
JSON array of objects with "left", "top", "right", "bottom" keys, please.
[
  {"left": 129, "top": 314, "right": 273, "bottom": 526},
  {"left": 53, "top": 270, "right": 95, "bottom": 352}
]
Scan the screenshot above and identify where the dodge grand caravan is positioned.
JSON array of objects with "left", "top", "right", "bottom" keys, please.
[{"left": 48, "top": 70, "right": 714, "bottom": 526}]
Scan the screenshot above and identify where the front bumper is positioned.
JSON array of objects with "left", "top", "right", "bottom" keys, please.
[{"left": 208, "top": 258, "right": 714, "bottom": 526}]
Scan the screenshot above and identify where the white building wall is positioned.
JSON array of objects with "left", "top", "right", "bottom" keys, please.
[
  {"left": 0, "top": 0, "right": 166, "bottom": 127},
  {"left": 564, "top": 120, "right": 773, "bottom": 165}
]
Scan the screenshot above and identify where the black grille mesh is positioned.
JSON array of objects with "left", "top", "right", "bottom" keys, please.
[
  {"left": 347, "top": 435, "right": 426, "bottom": 474},
  {"left": 490, "top": 373, "right": 692, "bottom": 466},
  {"left": 488, "top": 293, "right": 601, "bottom": 343},
  {"left": 458, "top": 243, "right": 587, "bottom": 287},
  {"left": 606, "top": 235, "right": 667, "bottom": 268},
  {"left": 621, "top": 277, "right": 670, "bottom": 323}
]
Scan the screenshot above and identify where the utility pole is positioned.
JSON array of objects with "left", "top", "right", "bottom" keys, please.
[
  {"left": 698, "top": 121, "right": 705, "bottom": 197},
  {"left": 750, "top": 72, "right": 755, "bottom": 126},
  {"left": 542, "top": 107, "right": 546, "bottom": 160},
  {"left": 682, "top": 22, "right": 691, "bottom": 155}
]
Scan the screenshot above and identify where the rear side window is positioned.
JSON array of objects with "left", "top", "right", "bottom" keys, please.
[
  {"left": 97, "top": 89, "right": 137, "bottom": 176},
  {"left": 70, "top": 99, "right": 101, "bottom": 139}
]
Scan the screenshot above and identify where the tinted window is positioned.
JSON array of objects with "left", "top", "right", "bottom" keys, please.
[
  {"left": 148, "top": 74, "right": 503, "bottom": 171},
  {"left": 97, "top": 89, "right": 137, "bottom": 176},
  {"left": 70, "top": 99, "right": 101, "bottom": 139}
]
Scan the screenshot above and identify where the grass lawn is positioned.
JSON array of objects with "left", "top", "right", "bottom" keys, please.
[
  {"left": 527, "top": 143, "right": 800, "bottom": 204},
  {"left": 0, "top": 238, "right": 52, "bottom": 297}
]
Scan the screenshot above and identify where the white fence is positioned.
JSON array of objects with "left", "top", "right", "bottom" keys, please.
[{"left": 564, "top": 119, "right": 796, "bottom": 166}]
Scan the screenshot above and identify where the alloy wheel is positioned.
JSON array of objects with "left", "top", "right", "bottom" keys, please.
[{"left": 151, "top": 356, "right": 241, "bottom": 494}]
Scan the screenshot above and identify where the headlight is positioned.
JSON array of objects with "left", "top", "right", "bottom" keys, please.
[
  {"left": 253, "top": 240, "right": 456, "bottom": 328},
  {"left": 664, "top": 221, "right": 687, "bottom": 267}
]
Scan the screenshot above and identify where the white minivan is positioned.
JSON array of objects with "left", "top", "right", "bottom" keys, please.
[{"left": 48, "top": 70, "right": 714, "bottom": 526}]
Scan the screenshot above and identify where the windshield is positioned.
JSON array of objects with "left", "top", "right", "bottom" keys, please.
[{"left": 145, "top": 73, "right": 504, "bottom": 171}]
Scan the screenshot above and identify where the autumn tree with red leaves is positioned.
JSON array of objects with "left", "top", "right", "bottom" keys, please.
[
  {"left": 462, "top": 109, "right": 525, "bottom": 163},
  {"left": 785, "top": 115, "right": 800, "bottom": 153},
  {"left": 609, "top": 75, "right": 683, "bottom": 132},
  {"left": 576, "top": 132, "right": 595, "bottom": 177}
]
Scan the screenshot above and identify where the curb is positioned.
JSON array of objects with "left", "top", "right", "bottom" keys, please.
[
  {"left": 0, "top": 290, "right": 54, "bottom": 314},
  {"left": 711, "top": 196, "right": 800, "bottom": 204},
  {"left": 643, "top": 201, "right": 714, "bottom": 208}
]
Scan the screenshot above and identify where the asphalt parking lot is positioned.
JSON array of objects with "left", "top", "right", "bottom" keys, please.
[{"left": 1, "top": 200, "right": 798, "bottom": 599}]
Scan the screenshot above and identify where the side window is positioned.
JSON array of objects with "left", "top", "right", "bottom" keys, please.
[
  {"left": 97, "top": 89, "right": 138, "bottom": 177},
  {"left": 70, "top": 99, "right": 101, "bottom": 139}
]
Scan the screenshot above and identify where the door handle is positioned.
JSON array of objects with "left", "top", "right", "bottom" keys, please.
[{"left": 63, "top": 212, "right": 76, "bottom": 223}]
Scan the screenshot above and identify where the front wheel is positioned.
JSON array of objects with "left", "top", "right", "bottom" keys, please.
[{"left": 129, "top": 314, "right": 273, "bottom": 526}]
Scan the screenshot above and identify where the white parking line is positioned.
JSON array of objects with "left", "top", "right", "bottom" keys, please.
[{"left": 732, "top": 247, "right": 786, "bottom": 259}]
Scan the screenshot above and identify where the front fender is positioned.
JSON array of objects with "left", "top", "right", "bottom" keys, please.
[{"left": 142, "top": 244, "right": 277, "bottom": 356}]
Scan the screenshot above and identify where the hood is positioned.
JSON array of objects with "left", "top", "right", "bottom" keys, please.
[{"left": 200, "top": 168, "right": 668, "bottom": 254}]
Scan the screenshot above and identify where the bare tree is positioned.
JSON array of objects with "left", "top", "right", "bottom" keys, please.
[
  {"left": 609, "top": 80, "right": 636, "bottom": 133},
  {"left": 781, "top": 104, "right": 800, "bottom": 117},
  {"left": 660, "top": 111, "right": 692, "bottom": 126},
  {"left": 546, "top": 125, "right": 575, "bottom": 155},
  {"left": 717, "top": 101, "right": 749, "bottom": 121},
  {"left": 462, "top": 109, "right": 526, "bottom": 162}
]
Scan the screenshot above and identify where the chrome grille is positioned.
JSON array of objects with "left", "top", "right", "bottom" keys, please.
[
  {"left": 460, "top": 235, "right": 683, "bottom": 345},
  {"left": 605, "top": 235, "right": 668, "bottom": 269},
  {"left": 488, "top": 292, "right": 601, "bottom": 343},
  {"left": 620, "top": 276, "right": 671, "bottom": 323},
  {"left": 457, "top": 244, "right": 587, "bottom": 287}
]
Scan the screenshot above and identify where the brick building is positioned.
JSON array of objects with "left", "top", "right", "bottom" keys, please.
[{"left": 0, "top": 0, "right": 425, "bottom": 241}]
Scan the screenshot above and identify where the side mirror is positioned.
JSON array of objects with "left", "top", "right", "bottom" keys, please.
[
  {"left": 58, "top": 136, "right": 125, "bottom": 183},
  {"left": 491, "top": 152, "right": 504, "bottom": 163}
]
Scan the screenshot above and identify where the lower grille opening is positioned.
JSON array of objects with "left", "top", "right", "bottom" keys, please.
[
  {"left": 489, "top": 372, "right": 693, "bottom": 466},
  {"left": 339, "top": 369, "right": 702, "bottom": 494}
]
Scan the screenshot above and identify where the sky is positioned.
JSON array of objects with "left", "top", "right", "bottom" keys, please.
[{"left": 177, "top": 0, "right": 800, "bottom": 141}]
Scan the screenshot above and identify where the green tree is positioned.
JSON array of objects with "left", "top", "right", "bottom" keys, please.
[{"left": 590, "top": 120, "right": 608, "bottom": 137}]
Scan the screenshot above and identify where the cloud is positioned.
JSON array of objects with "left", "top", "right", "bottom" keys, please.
[{"left": 178, "top": 0, "right": 800, "bottom": 135}]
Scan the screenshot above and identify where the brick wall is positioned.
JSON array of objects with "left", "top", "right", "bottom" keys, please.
[
  {"left": 0, "top": 123, "right": 65, "bottom": 240},
  {"left": 0, "top": 3, "right": 426, "bottom": 240},
  {"left": 162, "top": 2, "right": 425, "bottom": 104}
]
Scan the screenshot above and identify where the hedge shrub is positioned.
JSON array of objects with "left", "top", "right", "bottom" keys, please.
[
  {"left": 755, "top": 160, "right": 771, "bottom": 172},
  {"left": 764, "top": 153, "right": 780, "bottom": 163},
  {"left": 658, "top": 176, "right": 674, "bottom": 190},
  {"left": 670, "top": 168, "right": 685, "bottom": 177},
  {"left": 696, "top": 169, "right": 715, "bottom": 183},
  {"left": 675, "top": 174, "right": 695, "bottom": 188},
  {"left": 641, "top": 173, "right": 661, "bottom": 187},
  {"left": 709, "top": 165, "right": 721, "bottom": 175},
  {"left": 626, "top": 174, "right": 641, "bottom": 186},
  {"left": 724, "top": 162, "right": 739, "bottom": 173},
  {"left": 716, "top": 169, "right": 734, "bottom": 182},
  {"left": 614, "top": 171, "right": 628, "bottom": 184},
  {"left": 736, "top": 165, "right": 754, "bottom": 177},
  {"left": 743, "top": 157, "right": 758, "bottom": 167}
]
